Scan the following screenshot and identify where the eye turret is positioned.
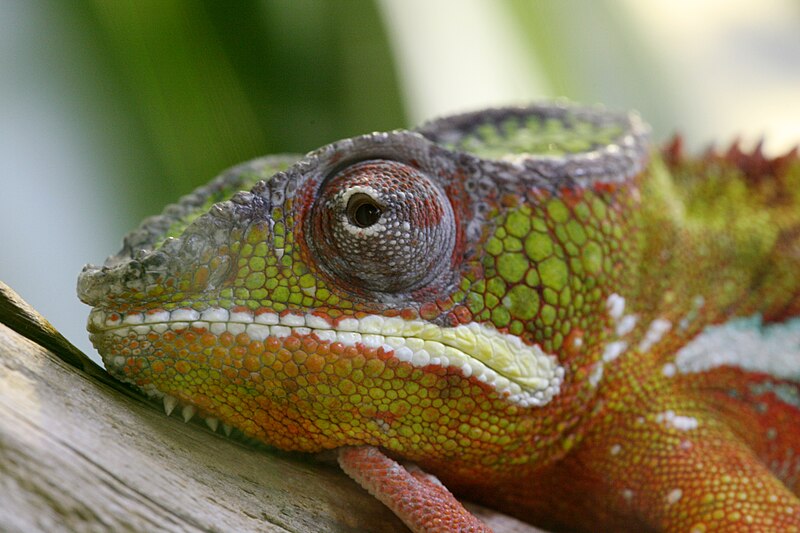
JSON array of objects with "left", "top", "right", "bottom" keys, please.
[{"left": 310, "top": 160, "right": 456, "bottom": 294}]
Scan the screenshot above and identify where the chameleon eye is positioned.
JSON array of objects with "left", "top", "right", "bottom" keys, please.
[
  {"left": 310, "top": 160, "right": 456, "bottom": 294},
  {"left": 346, "top": 193, "right": 383, "bottom": 228}
]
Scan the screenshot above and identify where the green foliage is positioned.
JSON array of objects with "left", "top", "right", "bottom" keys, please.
[{"left": 64, "top": 0, "right": 405, "bottom": 218}]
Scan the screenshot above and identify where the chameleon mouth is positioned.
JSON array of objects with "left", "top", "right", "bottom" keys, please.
[{"left": 88, "top": 307, "right": 564, "bottom": 408}]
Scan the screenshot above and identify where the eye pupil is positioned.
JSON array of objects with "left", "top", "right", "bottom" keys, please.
[{"left": 347, "top": 193, "right": 383, "bottom": 228}]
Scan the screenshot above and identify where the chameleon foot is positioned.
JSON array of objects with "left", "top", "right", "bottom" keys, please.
[{"left": 338, "top": 446, "right": 492, "bottom": 533}]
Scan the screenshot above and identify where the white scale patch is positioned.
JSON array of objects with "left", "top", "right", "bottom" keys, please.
[
  {"left": 666, "top": 488, "right": 683, "bottom": 505},
  {"left": 655, "top": 410, "right": 699, "bottom": 431},
  {"left": 588, "top": 363, "right": 604, "bottom": 388},
  {"left": 590, "top": 294, "right": 635, "bottom": 387},
  {"left": 750, "top": 382, "right": 800, "bottom": 410},
  {"left": 89, "top": 307, "right": 565, "bottom": 408},
  {"left": 606, "top": 293, "right": 626, "bottom": 321},
  {"left": 593, "top": 293, "right": 648, "bottom": 386},
  {"left": 638, "top": 319, "right": 671, "bottom": 353},
  {"left": 616, "top": 314, "right": 638, "bottom": 337},
  {"left": 675, "top": 315, "right": 800, "bottom": 380}
]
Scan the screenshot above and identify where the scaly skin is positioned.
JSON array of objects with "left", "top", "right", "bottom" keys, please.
[{"left": 78, "top": 102, "right": 800, "bottom": 532}]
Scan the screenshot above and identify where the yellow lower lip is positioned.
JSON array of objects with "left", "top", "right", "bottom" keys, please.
[{"left": 89, "top": 306, "right": 564, "bottom": 408}]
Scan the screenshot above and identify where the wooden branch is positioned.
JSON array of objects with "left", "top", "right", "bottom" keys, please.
[{"left": 0, "top": 283, "right": 545, "bottom": 532}]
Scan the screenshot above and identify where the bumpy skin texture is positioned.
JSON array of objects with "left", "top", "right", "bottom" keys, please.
[{"left": 79, "top": 102, "right": 800, "bottom": 532}]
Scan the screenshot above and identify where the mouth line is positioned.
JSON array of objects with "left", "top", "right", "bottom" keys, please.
[{"left": 89, "top": 306, "right": 564, "bottom": 408}]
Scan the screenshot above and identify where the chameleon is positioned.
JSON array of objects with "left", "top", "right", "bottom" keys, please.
[{"left": 78, "top": 101, "right": 800, "bottom": 532}]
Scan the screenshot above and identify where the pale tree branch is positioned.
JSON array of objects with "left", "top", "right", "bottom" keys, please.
[{"left": 0, "top": 282, "right": 544, "bottom": 533}]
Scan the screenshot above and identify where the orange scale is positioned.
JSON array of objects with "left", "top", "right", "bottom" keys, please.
[
  {"left": 372, "top": 345, "right": 392, "bottom": 360},
  {"left": 292, "top": 351, "right": 308, "bottom": 366},
  {"left": 400, "top": 308, "right": 417, "bottom": 320},
  {"left": 305, "top": 353, "right": 325, "bottom": 374},
  {"left": 275, "top": 347, "right": 292, "bottom": 363},
  {"left": 174, "top": 360, "right": 191, "bottom": 374},
  {"left": 187, "top": 343, "right": 202, "bottom": 354},
  {"left": 235, "top": 332, "right": 250, "bottom": 346},
  {"left": 200, "top": 333, "right": 216, "bottom": 347},
  {"left": 307, "top": 374, "right": 325, "bottom": 387},
  {"left": 420, "top": 302, "right": 439, "bottom": 320},
  {"left": 312, "top": 343, "right": 331, "bottom": 358},
  {"left": 330, "top": 342, "right": 346, "bottom": 355},
  {"left": 284, "top": 361, "right": 300, "bottom": 378},
  {"left": 258, "top": 351, "right": 276, "bottom": 367},
  {"left": 265, "top": 337, "right": 281, "bottom": 352},
  {"left": 247, "top": 341, "right": 265, "bottom": 356},
  {"left": 243, "top": 355, "right": 261, "bottom": 372},
  {"left": 300, "top": 337, "right": 319, "bottom": 352},
  {"left": 452, "top": 305, "right": 473, "bottom": 324},
  {"left": 219, "top": 331, "right": 235, "bottom": 347},
  {"left": 333, "top": 359, "right": 353, "bottom": 378},
  {"left": 344, "top": 345, "right": 361, "bottom": 358},
  {"left": 284, "top": 336, "right": 302, "bottom": 351},
  {"left": 359, "top": 347, "right": 377, "bottom": 360}
]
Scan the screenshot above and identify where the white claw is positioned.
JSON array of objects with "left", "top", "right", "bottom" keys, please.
[
  {"left": 205, "top": 417, "right": 219, "bottom": 432},
  {"left": 163, "top": 395, "right": 178, "bottom": 416},
  {"left": 222, "top": 423, "right": 233, "bottom": 436},
  {"left": 182, "top": 404, "right": 196, "bottom": 423}
]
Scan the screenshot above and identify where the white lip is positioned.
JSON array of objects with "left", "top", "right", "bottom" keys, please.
[{"left": 89, "top": 306, "right": 565, "bottom": 408}]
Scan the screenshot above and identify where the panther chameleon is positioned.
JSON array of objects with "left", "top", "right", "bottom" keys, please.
[{"left": 78, "top": 102, "right": 800, "bottom": 532}]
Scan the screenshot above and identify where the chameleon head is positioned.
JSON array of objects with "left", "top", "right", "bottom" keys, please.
[{"left": 78, "top": 103, "right": 648, "bottom": 471}]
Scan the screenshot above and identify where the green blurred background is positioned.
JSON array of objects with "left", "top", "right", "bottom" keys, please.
[{"left": 2, "top": 0, "right": 799, "bottom": 361}]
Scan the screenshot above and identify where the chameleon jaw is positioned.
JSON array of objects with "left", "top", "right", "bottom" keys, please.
[{"left": 88, "top": 306, "right": 565, "bottom": 408}]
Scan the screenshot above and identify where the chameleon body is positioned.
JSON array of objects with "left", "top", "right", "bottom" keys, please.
[{"left": 78, "top": 102, "right": 800, "bottom": 532}]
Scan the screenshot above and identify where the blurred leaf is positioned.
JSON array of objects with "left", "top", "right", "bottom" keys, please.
[
  {"left": 505, "top": 0, "right": 678, "bottom": 135},
  {"left": 62, "top": 0, "right": 404, "bottom": 217}
]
